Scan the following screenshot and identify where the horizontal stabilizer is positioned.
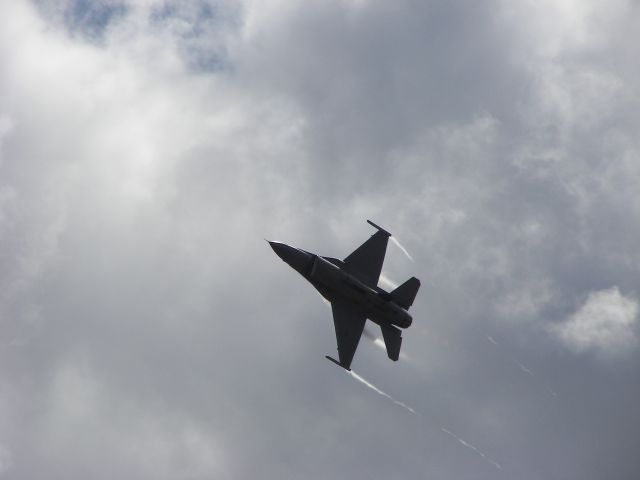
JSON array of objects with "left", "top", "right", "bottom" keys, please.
[
  {"left": 390, "top": 277, "right": 421, "bottom": 310},
  {"left": 380, "top": 325, "right": 402, "bottom": 361}
]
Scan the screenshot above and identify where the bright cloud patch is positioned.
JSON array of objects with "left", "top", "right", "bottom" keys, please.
[{"left": 551, "top": 287, "right": 638, "bottom": 358}]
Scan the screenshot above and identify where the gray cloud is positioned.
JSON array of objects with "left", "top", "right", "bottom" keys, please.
[{"left": 2, "top": 0, "right": 640, "bottom": 478}]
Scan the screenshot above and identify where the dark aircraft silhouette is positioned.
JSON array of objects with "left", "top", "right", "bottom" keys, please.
[{"left": 269, "top": 220, "right": 420, "bottom": 371}]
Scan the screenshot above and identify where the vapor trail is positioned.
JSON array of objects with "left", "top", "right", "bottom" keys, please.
[
  {"left": 487, "top": 334, "right": 535, "bottom": 375},
  {"left": 379, "top": 273, "right": 399, "bottom": 290},
  {"left": 348, "top": 370, "right": 420, "bottom": 416},
  {"left": 440, "top": 428, "right": 503, "bottom": 471},
  {"left": 517, "top": 362, "right": 535, "bottom": 377},
  {"left": 362, "top": 326, "right": 377, "bottom": 341},
  {"left": 362, "top": 326, "right": 385, "bottom": 350},
  {"left": 346, "top": 370, "right": 503, "bottom": 472},
  {"left": 390, "top": 236, "right": 414, "bottom": 262},
  {"left": 485, "top": 334, "right": 559, "bottom": 397}
]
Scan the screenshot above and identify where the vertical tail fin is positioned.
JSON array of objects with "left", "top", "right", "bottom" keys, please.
[{"left": 390, "top": 277, "right": 421, "bottom": 310}]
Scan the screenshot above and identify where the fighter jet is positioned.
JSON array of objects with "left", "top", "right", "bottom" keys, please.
[{"left": 269, "top": 220, "right": 420, "bottom": 371}]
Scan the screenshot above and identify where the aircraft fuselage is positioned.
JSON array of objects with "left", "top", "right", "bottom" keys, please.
[{"left": 269, "top": 241, "right": 412, "bottom": 329}]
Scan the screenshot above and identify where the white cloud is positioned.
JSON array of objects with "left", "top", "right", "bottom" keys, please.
[
  {"left": 500, "top": 0, "right": 629, "bottom": 58},
  {"left": 2, "top": 0, "right": 640, "bottom": 478},
  {"left": 551, "top": 286, "right": 638, "bottom": 359},
  {"left": 38, "top": 360, "right": 227, "bottom": 479}
]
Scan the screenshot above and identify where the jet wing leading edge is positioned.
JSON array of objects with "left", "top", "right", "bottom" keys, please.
[
  {"left": 328, "top": 300, "right": 367, "bottom": 371},
  {"left": 342, "top": 220, "right": 391, "bottom": 288}
]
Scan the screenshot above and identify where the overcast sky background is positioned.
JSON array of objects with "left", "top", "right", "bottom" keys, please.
[{"left": 1, "top": 0, "right": 640, "bottom": 478}]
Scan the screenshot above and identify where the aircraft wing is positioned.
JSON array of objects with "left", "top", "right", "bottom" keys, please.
[
  {"left": 329, "top": 299, "right": 367, "bottom": 371},
  {"left": 343, "top": 222, "right": 391, "bottom": 287}
]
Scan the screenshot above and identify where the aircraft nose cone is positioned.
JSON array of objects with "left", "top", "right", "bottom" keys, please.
[
  {"left": 268, "top": 240, "right": 313, "bottom": 275},
  {"left": 268, "top": 241, "right": 288, "bottom": 260}
]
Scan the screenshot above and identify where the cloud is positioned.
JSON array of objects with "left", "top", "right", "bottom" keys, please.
[
  {"left": 550, "top": 286, "right": 638, "bottom": 359},
  {"left": 37, "top": 360, "right": 226, "bottom": 479},
  {"left": 2, "top": 0, "right": 640, "bottom": 478}
]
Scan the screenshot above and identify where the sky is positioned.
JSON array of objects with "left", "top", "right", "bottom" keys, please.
[{"left": 1, "top": 0, "right": 640, "bottom": 478}]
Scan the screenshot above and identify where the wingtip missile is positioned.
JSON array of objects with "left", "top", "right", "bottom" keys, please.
[{"left": 325, "top": 355, "right": 351, "bottom": 371}]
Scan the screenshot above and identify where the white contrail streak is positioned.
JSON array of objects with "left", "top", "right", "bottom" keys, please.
[
  {"left": 390, "top": 236, "right": 414, "bottom": 262},
  {"left": 517, "top": 362, "right": 535, "bottom": 377},
  {"left": 349, "top": 370, "right": 420, "bottom": 416},
  {"left": 440, "top": 428, "right": 503, "bottom": 471},
  {"left": 378, "top": 273, "right": 399, "bottom": 290},
  {"left": 362, "top": 326, "right": 377, "bottom": 341},
  {"left": 344, "top": 370, "right": 504, "bottom": 471},
  {"left": 487, "top": 333, "right": 535, "bottom": 376},
  {"left": 486, "top": 333, "right": 559, "bottom": 398}
]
